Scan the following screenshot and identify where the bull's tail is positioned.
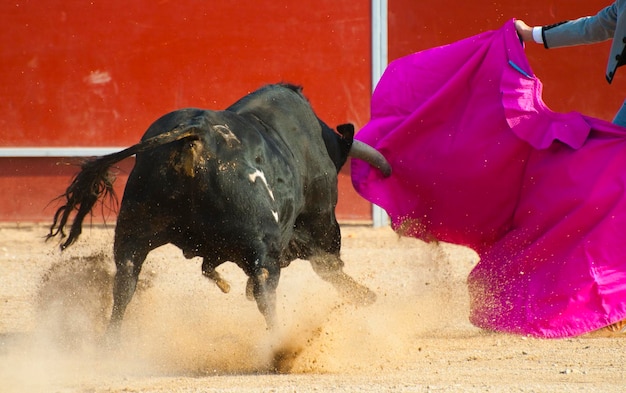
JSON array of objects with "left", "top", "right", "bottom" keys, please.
[{"left": 47, "top": 123, "right": 204, "bottom": 250}]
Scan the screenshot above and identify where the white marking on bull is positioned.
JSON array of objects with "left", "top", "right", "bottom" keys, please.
[
  {"left": 248, "top": 169, "right": 279, "bottom": 222},
  {"left": 249, "top": 169, "right": 274, "bottom": 200}
]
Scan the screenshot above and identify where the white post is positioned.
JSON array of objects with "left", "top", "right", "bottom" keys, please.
[{"left": 370, "top": 0, "right": 389, "bottom": 227}]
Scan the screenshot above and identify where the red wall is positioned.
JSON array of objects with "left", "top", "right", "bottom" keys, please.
[
  {"left": 0, "top": 1, "right": 372, "bottom": 222},
  {"left": 1, "top": 157, "right": 134, "bottom": 224},
  {"left": 2, "top": 1, "right": 373, "bottom": 147}
]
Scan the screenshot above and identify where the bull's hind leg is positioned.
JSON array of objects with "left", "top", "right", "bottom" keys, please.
[
  {"left": 105, "top": 235, "right": 151, "bottom": 343},
  {"left": 309, "top": 253, "right": 376, "bottom": 306}
]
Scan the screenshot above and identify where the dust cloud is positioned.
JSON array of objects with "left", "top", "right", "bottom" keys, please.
[{"left": 0, "top": 226, "right": 480, "bottom": 392}]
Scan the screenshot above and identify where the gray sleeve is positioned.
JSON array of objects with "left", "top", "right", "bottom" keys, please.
[{"left": 543, "top": 3, "right": 619, "bottom": 48}]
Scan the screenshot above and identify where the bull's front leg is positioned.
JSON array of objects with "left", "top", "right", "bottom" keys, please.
[
  {"left": 309, "top": 254, "right": 376, "bottom": 306},
  {"left": 248, "top": 265, "right": 280, "bottom": 330}
]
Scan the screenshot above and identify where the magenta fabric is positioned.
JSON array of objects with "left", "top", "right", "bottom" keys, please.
[{"left": 351, "top": 19, "right": 626, "bottom": 338}]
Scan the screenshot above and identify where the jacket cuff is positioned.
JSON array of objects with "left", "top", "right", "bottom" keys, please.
[
  {"left": 532, "top": 27, "right": 543, "bottom": 44},
  {"left": 541, "top": 21, "right": 568, "bottom": 49}
]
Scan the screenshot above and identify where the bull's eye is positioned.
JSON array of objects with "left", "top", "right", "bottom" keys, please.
[{"left": 255, "top": 156, "right": 263, "bottom": 164}]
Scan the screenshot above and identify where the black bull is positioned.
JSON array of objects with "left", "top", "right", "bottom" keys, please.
[{"left": 47, "top": 83, "right": 391, "bottom": 338}]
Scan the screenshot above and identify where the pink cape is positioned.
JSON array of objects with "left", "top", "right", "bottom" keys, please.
[{"left": 352, "top": 19, "right": 626, "bottom": 338}]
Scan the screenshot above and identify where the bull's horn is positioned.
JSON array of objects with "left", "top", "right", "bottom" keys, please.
[{"left": 349, "top": 140, "right": 392, "bottom": 177}]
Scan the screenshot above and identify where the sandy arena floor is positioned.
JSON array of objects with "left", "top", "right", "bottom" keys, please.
[{"left": 0, "top": 223, "right": 625, "bottom": 392}]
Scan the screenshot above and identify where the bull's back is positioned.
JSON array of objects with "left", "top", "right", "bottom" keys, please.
[
  {"left": 141, "top": 108, "right": 207, "bottom": 140},
  {"left": 227, "top": 85, "right": 337, "bottom": 186}
]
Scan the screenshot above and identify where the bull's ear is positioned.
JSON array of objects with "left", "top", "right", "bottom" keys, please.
[{"left": 336, "top": 123, "right": 355, "bottom": 140}]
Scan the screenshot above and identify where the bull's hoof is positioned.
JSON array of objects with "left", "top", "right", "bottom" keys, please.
[
  {"left": 216, "top": 279, "right": 231, "bottom": 294},
  {"left": 203, "top": 269, "right": 231, "bottom": 293}
]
